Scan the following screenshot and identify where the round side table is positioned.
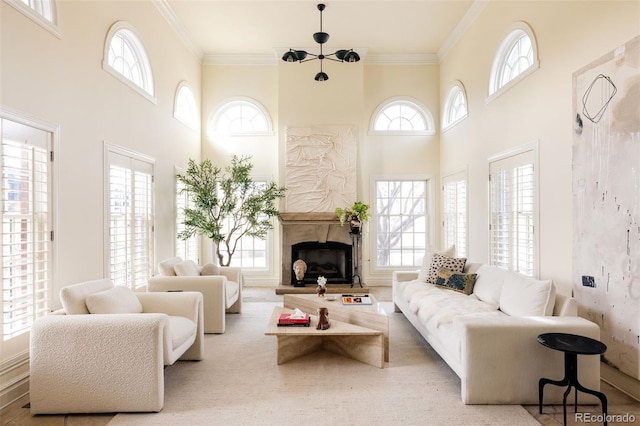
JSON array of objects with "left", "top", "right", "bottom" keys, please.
[{"left": 538, "top": 332, "right": 608, "bottom": 426}]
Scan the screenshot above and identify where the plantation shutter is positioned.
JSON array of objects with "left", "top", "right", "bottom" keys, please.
[
  {"left": 107, "top": 149, "right": 154, "bottom": 290},
  {"left": 176, "top": 177, "right": 199, "bottom": 263},
  {"left": 1, "top": 118, "right": 52, "bottom": 342},
  {"left": 442, "top": 172, "right": 467, "bottom": 257},
  {"left": 489, "top": 150, "right": 535, "bottom": 276}
]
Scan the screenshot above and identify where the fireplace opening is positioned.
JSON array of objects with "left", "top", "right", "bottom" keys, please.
[{"left": 291, "top": 241, "right": 352, "bottom": 285}]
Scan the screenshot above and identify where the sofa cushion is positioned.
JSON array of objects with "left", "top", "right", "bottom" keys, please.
[
  {"left": 435, "top": 269, "right": 478, "bottom": 295},
  {"left": 426, "top": 253, "right": 466, "bottom": 284},
  {"left": 499, "top": 274, "right": 556, "bottom": 316},
  {"left": 200, "top": 263, "right": 220, "bottom": 276},
  {"left": 60, "top": 278, "right": 114, "bottom": 314},
  {"left": 169, "top": 315, "right": 197, "bottom": 350},
  {"left": 85, "top": 286, "right": 144, "bottom": 314},
  {"left": 174, "top": 260, "right": 200, "bottom": 276},
  {"left": 158, "top": 257, "right": 183, "bottom": 276},
  {"left": 472, "top": 264, "right": 509, "bottom": 309},
  {"left": 418, "top": 245, "right": 455, "bottom": 281}
]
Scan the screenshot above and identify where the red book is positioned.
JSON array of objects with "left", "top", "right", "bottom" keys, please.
[{"left": 278, "top": 312, "right": 310, "bottom": 325}]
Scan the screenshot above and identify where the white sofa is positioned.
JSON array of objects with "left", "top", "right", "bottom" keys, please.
[
  {"left": 393, "top": 257, "right": 602, "bottom": 405},
  {"left": 29, "top": 278, "right": 204, "bottom": 414},
  {"left": 148, "top": 257, "right": 242, "bottom": 333}
]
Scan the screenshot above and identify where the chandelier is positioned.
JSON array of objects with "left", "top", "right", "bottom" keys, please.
[{"left": 281, "top": 3, "right": 360, "bottom": 82}]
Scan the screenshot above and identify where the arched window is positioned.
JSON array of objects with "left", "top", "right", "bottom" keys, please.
[
  {"left": 5, "top": 0, "right": 60, "bottom": 37},
  {"left": 209, "top": 98, "right": 272, "bottom": 137},
  {"left": 174, "top": 82, "right": 199, "bottom": 131},
  {"left": 103, "top": 21, "right": 155, "bottom": 102},
  {"left": 488, "top": 22, "right": 539, "bottom": 100},
  {"left": 370, "top": 97, "right": 435, "bottom": 135},
  {"left": 442, "top": 81, "right": 468, "bottom": 130}
]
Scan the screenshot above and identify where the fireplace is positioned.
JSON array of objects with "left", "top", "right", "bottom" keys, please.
[
  {"left": 291, "top": 241, "right": 352, "bottom": 285},
  {"left": 279, "top": 212, "right": 357, "bottom": 287}
]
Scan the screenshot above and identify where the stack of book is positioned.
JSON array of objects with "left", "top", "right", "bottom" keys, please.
[
  {"left": 277, "top": 311, "right": 311, "bottom": 327},
  {"left": 341, "top": 294, "right": 373, "bottom": 305}
]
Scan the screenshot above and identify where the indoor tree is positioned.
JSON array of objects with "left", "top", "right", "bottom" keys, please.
[{"left": 177, "top": 155, "right": 286, "bottom": 267}]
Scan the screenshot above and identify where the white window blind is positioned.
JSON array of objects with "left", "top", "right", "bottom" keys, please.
[
  {"left": 107, "top": 149, "right": 154, "bottom": 290},
  {"left": 489, "top": 150, "right": 536, "bottom": 276},
  {"left": 442, "top": 172, "right": 467, "bottom": 257},
  {"left": 1, "top": 118, "right": 52, "bottom": 342},
  {"left": 176, "top": 177, "right": 199, "bottom": 263}
]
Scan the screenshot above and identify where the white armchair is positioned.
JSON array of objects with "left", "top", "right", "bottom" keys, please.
[
  {"left": 148, "top": 257, "right": 242, "bottom": 333},
  {"left": 29, "top": 278, "right": 204, "bottom": 414}
]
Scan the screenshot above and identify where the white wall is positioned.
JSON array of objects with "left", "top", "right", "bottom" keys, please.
[{"left": 1, "top": 0, "right": 201, "bottom": 406}]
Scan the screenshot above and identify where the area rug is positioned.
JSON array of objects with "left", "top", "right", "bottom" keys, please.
[{"left": 108, "top": 299, "right": 538, "bottom": 426}]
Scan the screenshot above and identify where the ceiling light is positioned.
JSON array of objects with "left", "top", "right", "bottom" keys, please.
[{"left": 281, "top": 3, "right": 360, "bottom": 82}]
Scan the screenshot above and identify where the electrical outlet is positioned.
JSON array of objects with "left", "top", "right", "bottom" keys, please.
[{"left": 582, "top": 275, "right": 596, "bottom": 287}]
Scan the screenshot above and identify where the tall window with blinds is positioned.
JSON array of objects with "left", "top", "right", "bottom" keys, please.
[
  {"left": 106, "top": 148, "right": 154, "bottom": 290},
  {"left": 442, "top": 172, "right": 467, "bottom": 257},
  {"left": 175, "top": 177, "right": 199, "bottom": 262},
  {"left": 1, "top": 118, "right": 52, "bottom": 344},
  {"left": 489, "top": 149, "right": 537, "bottom": 277}
]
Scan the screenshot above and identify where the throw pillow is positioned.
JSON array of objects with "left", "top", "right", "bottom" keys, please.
[
  {"left": 85, "top": 286, "right": 143, "bottom": 314},
  {"left": 59, "top": 278, "right": 114, "bottom": 315},
  {"left": 418, "top": 245, "right": 455, "bottom": 281},
  {"left": 158, "top": 256, "right": 183, "bottom": 276},
  {"left": 174, "top": 259, "right": 201, "bottom": 276},
  {"left": 435, "top": 268, "right": 477, "bottom": 295},
  {"left": 426, "top": 253, "right": 467, "bottom": 285},
  {"left": 200, "top": 263, "right": 220, "bottom": 276},
  {"left": 499, "top": 274, "right": 556, "bottom": 316}
]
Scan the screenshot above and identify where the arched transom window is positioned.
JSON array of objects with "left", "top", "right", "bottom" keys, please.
[
  {"left": 174, "top": 82, "right": 199, "bottom": 131},
  {"left": 209, "top": 98, "right": 272, "bottom": 137},
  {"left": 488, "top": 22, "right": 539, "bottom": 99},
  {"left": 5, "top": 0, "right": 59, "bottom": 36},
  {"left": 103, "top": 22, "right": 155, "bottom": 102},
  {"left": 371, "top": 98, "right": 435, "bottom": 135},
  {"left": 442, "top": 82, "right": 468, "bottom": 130}
]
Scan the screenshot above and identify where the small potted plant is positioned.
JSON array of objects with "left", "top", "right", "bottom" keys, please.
[
  {"left": 316, "top": 276, "right": 327, "bottom": 297},
  {"left": 335, "top": 201, "right": 370, "bottom": 234}
]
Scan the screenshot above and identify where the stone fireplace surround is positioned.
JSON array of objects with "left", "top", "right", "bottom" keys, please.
[{"left": 279, "top": 212, "right": 358, "bottom": 287}]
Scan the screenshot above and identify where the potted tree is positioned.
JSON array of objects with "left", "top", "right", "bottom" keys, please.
[
  {"left": 335, "top": 201, "right": 371, "bottom": 234},
  {"left": 177, "top": 155, "right": 286, "bottom": 266}
]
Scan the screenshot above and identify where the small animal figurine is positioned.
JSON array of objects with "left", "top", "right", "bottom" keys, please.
[{"left": 316, "top": 307, "right": 330, "bottom": 330}]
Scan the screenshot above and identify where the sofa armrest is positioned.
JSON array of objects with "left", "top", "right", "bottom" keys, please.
[
  {"left": 30, "top": 313, "right": 168, "bottom": 414},
  {"left": 136, "top": 291, "right": 204, "bottom": 360},
  {"left": 455, "top": 314, "right": 601, "bottom": 404},
  {"left": 219, "top": 266, "right": 243, "bottom": 313},
  {"left": 392, "top": 270, "right": 419, "bottom": 283}
]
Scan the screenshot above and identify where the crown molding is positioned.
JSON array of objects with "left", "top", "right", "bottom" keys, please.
[
  {"left": 152, "top": 0, "right": 203, "bottom": 60},
  {"left": 437, "top": 0, "right": 488, "bottom": 62}
]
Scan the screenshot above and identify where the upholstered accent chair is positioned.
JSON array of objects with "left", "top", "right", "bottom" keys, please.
[
  {"left": 148, "top": 257, "right": 242, "bottom": 333},
  {"left": 29, "top": 278, "right": 204, "bottom": 414}
]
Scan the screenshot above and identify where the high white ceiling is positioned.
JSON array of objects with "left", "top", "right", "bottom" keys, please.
[{"left": 163, "top": 0, "right": 479, "bottom": 62}]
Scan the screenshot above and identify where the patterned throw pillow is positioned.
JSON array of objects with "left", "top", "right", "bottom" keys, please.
[
  {"left": 426, "top": 253, "right": 467, "bottom": 284},
  {"left": 435, "top": 268, "right": 478, "bottom": 295}
]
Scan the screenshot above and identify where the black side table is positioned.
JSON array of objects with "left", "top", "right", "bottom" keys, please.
[{"left": 538, "top": 332, "right": 608, "bottom": 426}]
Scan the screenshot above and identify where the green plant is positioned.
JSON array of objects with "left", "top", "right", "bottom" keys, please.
[
  {"left": 335, "top": 201, "right": 371, "bottom": 226},
  {"left": 177, "top": 155, "right": 286, "bottom": 267}
]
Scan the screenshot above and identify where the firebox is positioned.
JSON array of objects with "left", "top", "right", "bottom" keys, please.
[{"left": 291, "top": 241, "right": 352, "bottom": 286}]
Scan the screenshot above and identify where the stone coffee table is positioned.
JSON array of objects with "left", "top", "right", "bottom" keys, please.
[
  {"left": 264, "top": 306, "right": 384, "bottom": 368},
  {"left": 283, "top": 293, "right": 390, "bottom": 362}
]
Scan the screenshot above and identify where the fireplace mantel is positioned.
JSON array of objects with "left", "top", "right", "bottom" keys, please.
[{"left": 279, "top": 212, "right": 340, "bottom": 225}]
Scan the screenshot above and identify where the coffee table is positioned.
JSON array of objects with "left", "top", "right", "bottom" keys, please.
[
  {"left": 283, "top": 293, "right": 390, "bottom": 361},
  {"left": 265, "top": 306, "right": 384, "bottom": 368}
]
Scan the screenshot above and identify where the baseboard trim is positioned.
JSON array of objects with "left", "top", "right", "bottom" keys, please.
[
  {"left": 1, "top": 352, "right": 30, "bottom": 411},
  {"left": 601, "top": 362, "right": 640, "bottom": 402}
]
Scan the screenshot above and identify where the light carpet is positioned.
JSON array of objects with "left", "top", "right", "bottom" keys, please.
[{"left": 108, "top": 300, "right": 539, "bottom": 426}]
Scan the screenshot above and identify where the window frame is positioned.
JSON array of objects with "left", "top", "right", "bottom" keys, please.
[
  {"left": 0, "top": 107, "right": 57, "bottom": 360},
  {"left": 173, "top": 82, "right": 199, "bottom": 132},
  {"left": 369, "top": 97, "right": 436, "bottom": 136},
  {"left": 104, "top": 144, "right": 155, "bottom": 291},
  {"left": 102, "top": 21, "right": 156, "bottom": 104},
  {"left": 371, "top": 175, "right": 433, "bottom": 272},
  {"left": 208, "top": 97, "right": 273, "bottom": 138},
  {"left": 442, "top": 81, "right": 468, "bottom": 131},
  {"left": 175, "top": 166, "right": 200, "bottom": 263},
  {"left": 488, "top": 142, "right": 539, "bottom": 277},
  {"left": 487, "top": 22, "right": 539, "bottom": 103},
  {"left": 442, "top": 170, "right": 468, "bottom": 258},
  {"left": 4, "top": 0, "right": 61, "bottom": 38}
]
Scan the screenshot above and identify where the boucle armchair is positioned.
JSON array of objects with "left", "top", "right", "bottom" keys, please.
[
  {"left": 148, "top": 257, "right": 242, "bottom": 333},
  {"left": 29, "top": 278, "right": 204, "bottom": 414}
]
